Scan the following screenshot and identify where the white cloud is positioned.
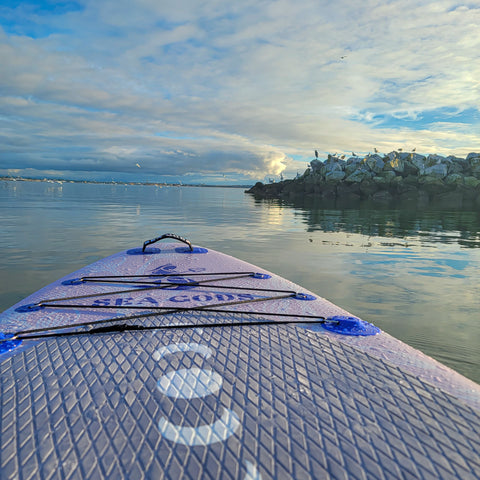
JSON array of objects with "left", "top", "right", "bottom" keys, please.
[{"left": 0, "top": 0, "right": 479, "bottom": 183}]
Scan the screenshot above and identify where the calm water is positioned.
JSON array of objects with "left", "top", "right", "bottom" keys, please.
[{"left": 1, "top": 180, "right": 480, "bottom": 384}]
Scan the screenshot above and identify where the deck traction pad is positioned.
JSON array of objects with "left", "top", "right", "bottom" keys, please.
[{"left": 1, "top": 311, "right": 480, "bottom": 479}]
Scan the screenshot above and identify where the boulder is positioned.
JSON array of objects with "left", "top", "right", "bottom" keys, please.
[
  {"left": 466, "top": 152, "right": 480, "bottom": 162},
  {"left": 424, "top": 163, "right": 448, "bottom": 179},
  {"left": 410, "top": 153, "right": 427, "bottom": 175},
  {"left": 324, "top": 160, "right": 343, "bottom": 174},
  {"left": 398, "top": 152, "right": 413, "bottom": 160},
  {"left": 402, "top": 160, "right": 419, "bottom": 176},
  {"left": 468, "top": 155, "right": 480, "bottom": 177},
  {"left": 403, "top": 175, "right": 419, "bottom": 185},
  {"left": 425, "top": 154, "right": 446, "bottom": 167},
  {"left": 345, "top": 157, "right": 363, "bottom": 176},
  {"left": 464, "top": 176, "right": 480, "bottom": 188},
  {"left": 372, "top": 176, "right": 388, "bottom": 185},
  {"left": 444, "top": 174, "right": 464, "bottom": 186},
  {"left": 363, "top": 154, "right": 385, "bottom": 174},
  {"left": 446, "top": 156, "right": 469, "bottom": 175},
  {"left": 359, "top": 179, "right": 379, "bottom": 197},
  {"left": 325, "top": 156, "right": 346, "bottom": 168},
  {"left": 419, "top": 176, "right": 445, "bottom": 195},
  {"left": 325, "top": 170, "right": 346, "bottom": 182},
  {"left": 310, "top": 159, "right": 323, "bottom": 173},
  {"left": 387, "top": 156, "right": 405, "bottom": 174},
  {"left": 345, "top": 168, "right": 373, "bottom": 183},
  {"left": 377, "top": 170, "right": 397, "bottom": 182}
]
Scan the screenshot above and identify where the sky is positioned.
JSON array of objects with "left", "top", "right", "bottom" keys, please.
[{"left": 0, "top": 0, "right": 479, "bottom": 185}]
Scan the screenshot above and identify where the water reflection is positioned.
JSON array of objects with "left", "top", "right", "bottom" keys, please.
[{"left": 252, "top": 196, "right": 480, "bottom": 248}]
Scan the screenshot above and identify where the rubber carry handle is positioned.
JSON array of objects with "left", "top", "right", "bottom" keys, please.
[{"left": 142, "top": 233, "right": 193, "bottom": 252}]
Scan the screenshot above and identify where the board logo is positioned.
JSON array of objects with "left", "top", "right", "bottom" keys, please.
[{"left": 153, "top": 342, "right": 262, "bottom": 479}]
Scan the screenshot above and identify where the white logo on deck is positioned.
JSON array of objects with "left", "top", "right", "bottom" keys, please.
[
  {"left": 154, "top": 342, "right": 240, "bottom": 445},
  {"left": 153, "top": 342, "right": 262, "bottom": 479}
]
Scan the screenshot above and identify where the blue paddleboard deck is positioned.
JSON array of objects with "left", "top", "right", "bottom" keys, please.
[
  {"left": 1, "top": 237, "right": 480, "bottom": 479},
  {"left": 2, "top": 315, "right": 480, "bottom": 479}
]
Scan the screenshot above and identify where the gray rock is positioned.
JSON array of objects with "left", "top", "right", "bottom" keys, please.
[
  {"left": 403, "top": 160, "right": 420, "bottom": 176},
  {"left": 359, "top": 179, "right": 379, "bottom": 196},
  {"left": 325, "top": 170, "right": 346, "bottom": 182},
  {"left": 364, "top": 154, "right": 385, "bottom": 174},
  {"left": 372, "top": 176, "right": 388, "bottom": 185},
  {"left": 425, "top": 154, "right": 446, "bottom": 167},
  {"left": 345, "top": 168, "right": 373, "bottom": 183},
  {"left": 467, "top": 152, "right": 480, "bottom": 162},
  {"left": 446, "top": 156, "right": 468, "bottom": 175},
  {"left": 345, "top": 157, "right": 363, "bottom": 176},
  {"left": 324, "top": 161, "right": 344, "bottom": 174},
  {"left": 310, "top": 159, "right": 323, "bottom": 173},
  {"left": 325, "top": 156, "right": 346, "bottom": 169},
  {"left": 410, "top": 153, "right": 427, "bottom": 175},
  {"left": 464, "top": 176, "right": 480, "bottom": 188},
  {"left": 377, "top": 170, "right": 397, "bottom": 182},
  {"left": 444, "top": 174, "right": 464, "bottom": 186},
  {"left": 387, "top": 156, "right": 405, "bottom": 174},
  {"left": 398, "top": 152, "right": 413, "bottom": 161},
  {"left": 424, "top": 163, "right": 448, "bottom": 179}
]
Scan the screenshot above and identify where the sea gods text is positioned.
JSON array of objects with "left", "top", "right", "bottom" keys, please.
[{"left": 92, "top": 292, "right": 256, "bottom": 307}]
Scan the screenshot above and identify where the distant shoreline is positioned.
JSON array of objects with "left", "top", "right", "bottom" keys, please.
[{"left": 0, "top": 176, "right": 252, "bottom": 189}]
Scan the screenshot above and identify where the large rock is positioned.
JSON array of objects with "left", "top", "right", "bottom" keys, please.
[
  {"left": 325, "top": 170, "right": 346, "bottom": 182},
  {"left": 345, "top": 156, "right": 363, "bottom": 176},
  {"left": 425, "top": 154, "right": 446, "bottom": 167},
  {"left": 467, "top": 152, "right": 480, "bottom": 162},
  {"left": 464, "top": 176, "right": 480, "bottom": 188},
  {"left": 424, "top": 163, "right": 448, "bottom": 179},
  {"left": 444, "top": 174, "right": 464, "bottom": 186},
  {"left": 345, "top": 168, "right": 373, "bottom": 183},
  {"left": 325, "top": 155, "right": 346, "bottom": 169},
  {"left": 468, "top": 154, "right": 480, "bottom": 177},
  {"left": 377, "top": 170, "right": 397, "bottom": 182},
  {"left": 410, "top": 153, "right": 427, "bottom": 175},
  {"left": 310, "top": 159, "right": 323, "bottom": 173},
  {"left": 359, "top": 179, "right": 379, "bottom": 196},
  {"left": 446, "top": 156, "right": 469, "bottom": 175},
  {"left": 387, "top": 155, "right": 405, "bottom": 174},
  {"left": 419, "top": 176, "right": 445, "bottom": 195},
  {"left": 324, "top": 160, "right": 344, "bottom": 174},
  {"left": 363, "top": 154, "right": 384, "bottom": 174}
]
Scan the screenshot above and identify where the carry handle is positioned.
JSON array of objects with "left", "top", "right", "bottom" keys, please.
[{"left": 142, "top": 234, "right": 193, "bottom": 252}]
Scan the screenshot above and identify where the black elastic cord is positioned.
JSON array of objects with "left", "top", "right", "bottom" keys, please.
[
  {"left": 7, "top": 270, "right": 324, "bottom": 341},
  {"left": 13, "top": 316, "right": 329, "bottom": 341}
]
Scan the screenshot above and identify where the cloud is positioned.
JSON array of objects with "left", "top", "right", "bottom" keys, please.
[{"left": 0, "top": 0, "right": 479, "bottom": 183}]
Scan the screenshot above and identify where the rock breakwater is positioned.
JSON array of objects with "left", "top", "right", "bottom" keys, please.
[{"left": 247, "top": 151, "right": 480, "bottom": 206}]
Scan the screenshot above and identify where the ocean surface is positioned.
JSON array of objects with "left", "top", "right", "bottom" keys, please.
[{"left": 1, "top": 179, "right": 480, "bottom": 384}]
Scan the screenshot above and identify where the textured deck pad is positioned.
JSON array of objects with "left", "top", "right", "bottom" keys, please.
[{"left": 2, "top": 312, "right": 480, "bottom": 480}]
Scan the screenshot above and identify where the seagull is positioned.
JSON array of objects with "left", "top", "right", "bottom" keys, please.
[
  {"left": 412, "top": 147, "right": 416, "bottom": 152},
  {"left": 136, "top": 163, "right": 141, "bottom": 168},
  {"left": 315, "top": 150, "right": 318, "bottom": 159},
  {"left": 374, "top": 148, "right": 378, "bottom": 153},
  {"left": 398, "top": 148, "right": 403, "bottom": 152},
  {"left": 352, "top": 152, "right": 356, "bottom": 156},
  {"left": 340, "top": 56, "right": 347, "bottom": 59}
]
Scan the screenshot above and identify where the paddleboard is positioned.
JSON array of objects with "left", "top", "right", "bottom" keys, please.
[{"left": 1, "top": 234, "right": 480, "bottom": 479}]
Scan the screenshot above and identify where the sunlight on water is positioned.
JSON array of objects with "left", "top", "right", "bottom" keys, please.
[{"left": 1, "top": 180, "right": 480, "bottom": 384}]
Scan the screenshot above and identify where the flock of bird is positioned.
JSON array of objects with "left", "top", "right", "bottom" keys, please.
[{"left": 314, "top": 147, "right": 417, "bottom": 160}]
